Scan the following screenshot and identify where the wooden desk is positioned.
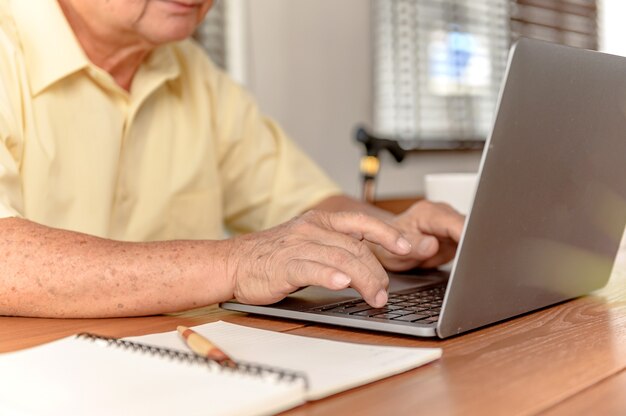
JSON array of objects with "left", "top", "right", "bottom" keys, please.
[{"left": 1, "top": 251, "right": 624, "bottom": 415}]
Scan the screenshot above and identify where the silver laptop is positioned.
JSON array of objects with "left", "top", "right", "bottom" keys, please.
[{"left": 221, "top": 38, "right": 626, "bottom": 338}]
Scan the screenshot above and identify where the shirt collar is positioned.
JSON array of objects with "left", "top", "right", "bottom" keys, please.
[
  {"left": 131, "top": 43, "right": 182, "bottom": 101},
  {"left": 11, "top": 0, "right": 89, "bottom": 96},
  {"left": 11, "top": 0, "right": 182, "bottom": 98}
]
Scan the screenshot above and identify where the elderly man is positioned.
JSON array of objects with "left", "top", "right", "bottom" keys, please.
[{"left": 0, "top": 0, "right": 463, "bottom": 318}]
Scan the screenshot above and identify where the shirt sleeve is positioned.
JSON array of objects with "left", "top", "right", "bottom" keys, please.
[{"left": 212, "top": 70, "right": 342, "bottom": 234}]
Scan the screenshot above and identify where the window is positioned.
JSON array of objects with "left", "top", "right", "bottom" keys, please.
[
  {"left": 194, "top": 0, "right": 247, "bottom": 85},
  {"left": 195, "top": 0, "right": 228, "bottom": 69},
  {"left": 372, "top": 0, "right": 598, "bottom": 147}
]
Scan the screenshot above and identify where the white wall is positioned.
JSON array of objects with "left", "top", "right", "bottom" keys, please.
[{"left": 243, "top": 0, "right": 481, "bottom": 199}]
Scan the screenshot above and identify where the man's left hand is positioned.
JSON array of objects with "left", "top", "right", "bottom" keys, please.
[{"left": 368, "top": 200, "right": 465, "bottom": 271}]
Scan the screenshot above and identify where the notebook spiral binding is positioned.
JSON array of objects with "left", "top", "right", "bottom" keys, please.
[{"left": 76, "top": 333, "right": 309, "bottom": 388}]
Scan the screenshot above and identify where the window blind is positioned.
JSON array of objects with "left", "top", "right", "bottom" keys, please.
[
  {"left": 510, "top": 0, "right": 598, "bottom": 49},
  {"left": 194, "top": 0, "right": 228, "bottom": 70},
  {"left": 372, "top": 0, "right": 598, "bottom": 146}
]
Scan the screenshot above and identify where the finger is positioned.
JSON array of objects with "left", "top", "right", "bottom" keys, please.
[
  {"left": 413, "top": 201, "right": 465, "bottom": 242},
  {"left": 374, "top": 233, "right": 459, "bottom": 271},
  {"left": 372, "top": 235, "right": 440, "bottom": 271},
  {"left": 397, "top": 233, "right": 439, "bottom": 261},
  {"left": 284, "top": 244, "right": 389, "bottom": 308},
  {"left": 311, "top": 211, "right": 412, "bottom": 255},
  {"left": 299, "top": 224, "right": 391, "bottom": 291},
  {"left": 284, "top": 259, "right": 352, "bottom": 291},
  {"left": 319, "top": 243, "right": 389, "bottom": 308},
  {"left": 418, "top": 239, "right": 458, "bottom": 269}
]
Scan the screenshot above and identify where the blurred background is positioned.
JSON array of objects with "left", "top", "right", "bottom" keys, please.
[{"left": 194, "top": 0, "right": 620, "bottom": 202}]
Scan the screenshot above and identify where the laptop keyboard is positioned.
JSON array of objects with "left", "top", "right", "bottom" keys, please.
[{"left": 310, "top": 285, "right": 446, "bottom": 324}]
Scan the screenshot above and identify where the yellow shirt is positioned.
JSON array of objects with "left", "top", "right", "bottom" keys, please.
[{"left": 0, "top": 0, "right": 341, "bottom": 241}]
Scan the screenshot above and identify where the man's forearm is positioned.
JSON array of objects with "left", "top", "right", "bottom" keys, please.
[{"left": 0, "top": 218, "right": 233, "bottom": 318}]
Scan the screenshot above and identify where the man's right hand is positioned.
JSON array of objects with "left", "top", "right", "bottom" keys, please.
[{"left": 227, "top": 210, "right": 413, "bottom": 308}]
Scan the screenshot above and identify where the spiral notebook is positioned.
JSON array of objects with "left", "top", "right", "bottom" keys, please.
[{"left": 0, "top": 321, "right": 441, "bottom": 416}]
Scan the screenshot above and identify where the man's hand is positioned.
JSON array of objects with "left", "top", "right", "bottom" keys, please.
[
  {"left": 312, "top": 196, "right": 465, "bottom": 272},
  {"left": 227, "top": 210, "right": 413, "bottom": 308},
  {"left": 369, "top": 200, "right": 465, "bottom": 271}
]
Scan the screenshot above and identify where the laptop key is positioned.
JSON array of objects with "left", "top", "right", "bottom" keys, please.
[
  {"left": 391, "top": 313, "right": 429, "bottom": 322},
  {"left": 393, "top": 309, "right": 419, "bottom": 315},
  {"left": 391, "top": 302, "right": 414, "bottom": 308},
  {"left": 371, "top": 313, "right": 402, "bottom": 319},
  {"left": 314, "top": 304, "right": 341, "bottom": 312},
  {"left": 351, "top": 307, "right": 395, "bottom": 316},
  {"left": 322, "top": 304, "right": 365, "bottom": 314},
  {"left": 405, "top": 306, "right": 429, "bottom": 313},
  {"left": 340, "top": 305, "right": 375, "bottom": 314}
]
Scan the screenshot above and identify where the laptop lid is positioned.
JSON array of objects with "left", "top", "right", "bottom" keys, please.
[
  {"left": 222, "top": 38, "right": 626, "bottom": 338},
  {"left": 437, "top": 38, "right": 626, "bottom": 337}
]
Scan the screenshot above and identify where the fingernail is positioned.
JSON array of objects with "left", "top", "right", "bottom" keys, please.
[
  {"left": 374, "top": 289, "right": 388, "bottom": 307},
  {"left": 331, "top": 273, "right": 351, "bottom": 288},
  {"left": 396, "top": 237, "right": 412, "bottom": 254},
  {"left": 418, "top": 237, "right": 435, "bottom": 255}
]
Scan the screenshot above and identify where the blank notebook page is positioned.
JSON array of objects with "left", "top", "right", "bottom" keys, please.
[{"left": 128, "top": 320, "right": 442, "bottom": 400}]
